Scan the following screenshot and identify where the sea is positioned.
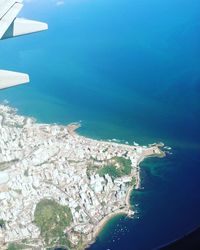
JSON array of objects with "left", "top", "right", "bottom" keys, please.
[{"left": 0, "top": 0, "right": 200, "bottom": 249}]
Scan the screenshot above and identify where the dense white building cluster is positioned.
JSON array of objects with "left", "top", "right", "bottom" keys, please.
[{"left": 0, "top": 104, "right": 162, "bottom": 249}]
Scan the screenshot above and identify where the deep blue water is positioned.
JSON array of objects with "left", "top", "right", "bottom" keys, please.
[{"left": 0, "top": 0, "right": 200, "bottom": 249}]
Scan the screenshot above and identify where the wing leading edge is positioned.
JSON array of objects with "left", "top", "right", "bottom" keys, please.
[{"left": 0, "top": 0, "right": 48, "bottom": 90}]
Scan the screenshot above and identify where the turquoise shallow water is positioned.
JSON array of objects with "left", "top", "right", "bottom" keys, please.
[{"left": 0, "top": 0, "right": 200, "bottom": 249}]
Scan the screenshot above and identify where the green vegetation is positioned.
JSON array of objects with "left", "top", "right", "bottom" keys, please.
[
  {"left": 7, "top": 243, "right": 19, "bottom": 250},
  {"left": 24, "top": 169, "right": 29, "bottom": 177},
  {"left": 34, "top": 199, "right": 73, "bottom": 248},
  {"left": 86, "top": 164, "right": 99, "bottom": 178},
  {"left": 131, "top": 176, "right": 136, "bottom": 187},
  {"left": 97, "top": 157, "right": 132, "bottom": 180},
  {"left": 0, "top": 159, "right": 19, "bottom": 171},
  {"left": 0, "top": 162, "right": 9, "bottom": 171},
  {"left": 0, "top": 219, "right": 5, "bottom": 228},
  {"left": 86, "top": 157, "right": 132, "bottom": 180},
  {"left": 98, "top": 165, "right": 121, "bottom": 179},
  {"left": 114, "top": 157, "right": 132, "bottom": 175},
  {"left": 7, "top": 243, "right": 28, "bottom": 250}
]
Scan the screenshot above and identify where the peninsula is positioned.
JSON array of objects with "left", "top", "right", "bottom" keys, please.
[{"left": 0, "top": 104, "right": 165, "bottom": 250}]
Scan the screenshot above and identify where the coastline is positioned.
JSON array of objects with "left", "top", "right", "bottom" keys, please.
[
  {"left": 87, "top": 209, "right": 128, "bottom": 249},
  {"left": 67, "top": 123, "right": 81, "bottom": 136},
  {"left": 0, "top": 104, "right": 165, "bottom": 250},
  {"left": 84, "top": 148, "right": 165, "bottom": 250},
  {"left": 66, "top": 122, "right": 165, "bottom": 250}
]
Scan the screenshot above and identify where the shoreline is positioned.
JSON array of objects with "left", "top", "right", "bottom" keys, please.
[
  {"left": 88, "top": 209, "right": 128, "bottom": 248},
  {"left": 84, "top": 149, "right": 164, "bottom": 250},
  {"left": 0, "top": 104, "right": 165, "bottom": 250},
  {"left": 67, "top": 123, "right": 81, "bottom": 136},
  {"left": 56, "top": 121, "right": 165, "bottom": 249},
  {"left": 65, "top": 121, "right": 164, "bottom": 249}
]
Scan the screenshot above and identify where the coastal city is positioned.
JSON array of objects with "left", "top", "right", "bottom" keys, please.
[{"left": 0, "top": 104, "right": 164, "bottom": 250}]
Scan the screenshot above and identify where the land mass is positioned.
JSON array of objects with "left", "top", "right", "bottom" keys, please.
[{"left": 0, "top": 104, "right": 165, "bottom": 250}]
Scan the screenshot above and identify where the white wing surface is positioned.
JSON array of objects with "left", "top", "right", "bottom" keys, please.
[
  {"left": 0, "top": 0, "right": 48, "bottom": 89},
  {"left": 0, "top": 70, "right": 29, "bottom": 90},
  {"left": 0, "top": 0, "right": 23, "bottom": 39},
  {"left": 3, "top": 18, "right": 48, "bottom": 39},
  {"left": 0, "top": 0, "right": 48, "bottom": 39}
]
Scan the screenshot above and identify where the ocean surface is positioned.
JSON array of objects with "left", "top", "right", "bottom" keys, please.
[{"left": 0, "top": 0, "right": 200, "bottom": 249}]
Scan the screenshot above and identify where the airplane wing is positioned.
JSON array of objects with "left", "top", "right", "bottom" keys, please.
[
  {"left": 0, "top": 0, "right": 48, "bottom": 39},
  {"left": 0, "top": 0, "right": 48, "bottom": 89},
  {"left": 0, "top": 70, "right": 29, "bottom": 90}
]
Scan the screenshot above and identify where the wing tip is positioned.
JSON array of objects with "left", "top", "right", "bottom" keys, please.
[{"left": 0, "top": 70, "right": 30, "bottom": 90}]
